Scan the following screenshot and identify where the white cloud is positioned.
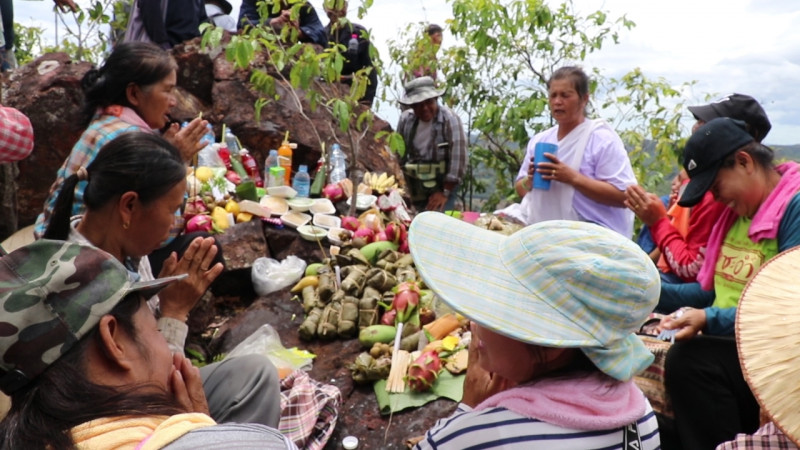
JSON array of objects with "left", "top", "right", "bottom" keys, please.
[{"left": 13, "top": 0, "right": 800, "bottom": 144}]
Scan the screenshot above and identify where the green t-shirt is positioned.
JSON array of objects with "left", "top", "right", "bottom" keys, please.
[{"left": 712, "top": 216, "right": 780, "bottom": 309}]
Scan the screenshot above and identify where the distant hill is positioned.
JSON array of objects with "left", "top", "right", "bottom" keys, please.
[{"left": 771, "top": 144, "right": 800, "bottom": 162}]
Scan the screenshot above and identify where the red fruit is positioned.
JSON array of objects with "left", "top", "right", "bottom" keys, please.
[
  {"left": 398, "top": 240, "right": 410, "bottom": 254},
  {"left": 322, "top": 183, "right": 345, "bottom": 202},
  {"left": 384, "top": 222, "right": 399, "bottom": 243},
  {"left": 225, "top": 170, "right": 242, "bottom": 184},
  {"left": 374, "top": 231, "right": 388, "bottom": 242},
  {"left": 185, "top": 214, "right": 213, "bottom": 233},
  {"left": 353, "top": 227, "right": 375, "bottom": 243},
  {"left": 380, "top": 309, "right": 397, "bottom": 325},
  {"left": 342, "top": 216, "right": 361, "bottom": 232},
  {"left": 184, "top": 198, "right": 208, "bottom": 220},
  {"left": 393, "top": 282, "right": 421, "bottom": 323},
  {"left": 406, "top": 350, "right": 442, "bottom": 392}
]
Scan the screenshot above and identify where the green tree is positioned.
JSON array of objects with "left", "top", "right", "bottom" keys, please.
[
  {"left": 13, "top": 23, "right": 46, "bottom": 66},
  {"left": 385, "top": 0, "right": 692, "bottom": 212},
  {"left": 598, "top": 68, "right": 695, "bottom": 193},
  {"left": 203, "top": 0, "right": 403, "bottom": 216}
]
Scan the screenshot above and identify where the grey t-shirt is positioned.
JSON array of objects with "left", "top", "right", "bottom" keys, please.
[{"left": 162, "top": 423, "right": 298, "bottom": 449}]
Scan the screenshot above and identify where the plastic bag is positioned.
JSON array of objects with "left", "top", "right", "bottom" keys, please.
[
  {"left": 226, "top": 324, "right": 315, "bottom": 373},
  {"left": 251, "top": 255, "right": 306, "bottom": 296}
]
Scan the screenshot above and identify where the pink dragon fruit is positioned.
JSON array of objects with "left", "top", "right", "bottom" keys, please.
[
  {"left": 341, "top": 216, "right": 361, "bottom": 232},
  {"left": 406, "top": 350, "right": 442, "bottom": 392},
  {"left": 392, "top": 281, "right": 421, "bottom": 323}
]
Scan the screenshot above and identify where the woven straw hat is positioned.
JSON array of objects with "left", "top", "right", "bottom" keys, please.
[{"left": 737, "top": 246, "right": 800, "bottom": 445}]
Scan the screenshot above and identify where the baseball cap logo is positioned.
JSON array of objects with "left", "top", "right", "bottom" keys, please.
[{"left": 687, "top": 159, "right": 697, "bottom": 171}]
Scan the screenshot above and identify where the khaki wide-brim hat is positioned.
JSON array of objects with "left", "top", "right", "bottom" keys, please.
[
  {"left": 737, "top": 246, "right": 800, "bottom": 445},
  {"left": 399, "top": 76, "right": 445, "bottom": 106}
]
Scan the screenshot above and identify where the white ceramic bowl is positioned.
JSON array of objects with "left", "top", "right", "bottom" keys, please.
[
  {"left": 259, "top": 195, "right": 289, "bottom": 216},
  {"left": 297, "top": 224, "right": 328, "bottom": 242},
  {"left": 346, "top": 194, "right": 377, "bottom": 211},
  {"left": 287, "top": 197, "right": 314, "bottom": 212},
  {"left": 280, "top": 211, "right": 311, "bottom": 229},
  {"left": 310, "top": 198, "right": 336, "bottom": 215},
  {"left": 266, "top": 185, "right": 297, "bottom": 198},
  {"left": 312, "top": 213, "right": 341, "bottom": 229},
  {"left": 327, "top": 227, "right": 352, "bottom": 246}
]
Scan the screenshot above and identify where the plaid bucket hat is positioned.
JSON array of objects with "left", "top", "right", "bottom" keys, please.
[
  {"left": 0, "top": 240, "right": 184, "bottom": 395},
  {"left": 408, "top": 214, "right": 660, "bottom": 382}
]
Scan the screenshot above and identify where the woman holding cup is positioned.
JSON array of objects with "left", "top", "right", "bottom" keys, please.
[{"left": 505, "top": 66, "right": 636, "bottom": 237}]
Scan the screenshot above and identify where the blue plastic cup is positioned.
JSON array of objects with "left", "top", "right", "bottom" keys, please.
[{"left": 532, "top": 142, "right": 558, "bottom": 190}]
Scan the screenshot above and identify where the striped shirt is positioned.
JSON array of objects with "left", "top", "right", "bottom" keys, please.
[{"left": 414, "top": 403, "right": 660, "bottom": 450}]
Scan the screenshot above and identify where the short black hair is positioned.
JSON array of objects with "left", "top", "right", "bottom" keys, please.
[{"left": 427, "top": 24, "right": 443, "bottom": 35}]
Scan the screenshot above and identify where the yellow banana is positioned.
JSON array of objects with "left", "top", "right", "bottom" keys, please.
[
  {"left": 290, "top": 275, "right": 319, "bottom": 293},
  {"left": 381, "top": 175, "right": 396, "bottom": 192}
]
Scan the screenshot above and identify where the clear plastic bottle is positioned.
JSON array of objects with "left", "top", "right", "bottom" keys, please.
[
  {"left": 292, "top": 165, "right": 311, "bottom": 198},
  {"left": 347, "top": 33, "right": 359, "bottom": 58},
  {"left": 224, "top": 128, "right": 240, "bottom": 154},
  {"left": 264, "top": 150, "right": 279, "bottom": 187},
  {"left": 328, "top": 143, "right": 347, "bottom": 184}
]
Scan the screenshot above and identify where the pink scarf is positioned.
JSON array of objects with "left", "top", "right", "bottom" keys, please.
[
  {"left": 474, "top": 372, "right": 647, "bottom": 430},
  {"left": 697, "top": 162, "right": 800, "bottom": 290}
]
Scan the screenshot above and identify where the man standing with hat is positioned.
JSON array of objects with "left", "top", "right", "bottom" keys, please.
[{"left": 396, "top": 76, "right": 467, "bottom": 212}]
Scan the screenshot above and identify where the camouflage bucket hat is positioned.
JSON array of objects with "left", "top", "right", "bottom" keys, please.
[{"left": 0, "top": 240, "right": 184, "bottom": 395}]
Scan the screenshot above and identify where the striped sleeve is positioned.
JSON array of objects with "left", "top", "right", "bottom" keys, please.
[{"left": 414, "top": 403, "right": 660, "bottom": 449}]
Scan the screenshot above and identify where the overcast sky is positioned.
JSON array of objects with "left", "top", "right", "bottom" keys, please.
[{"left": 15, "top": 0, "right": 800, "bottom": 144}]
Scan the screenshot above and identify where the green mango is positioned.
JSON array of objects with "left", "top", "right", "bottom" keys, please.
[
  {"left": 305, "top": 263, "right": 323, "bottom": 276},
  {"left": 358, "top": 324, "right": 397, "bottom": 348}
]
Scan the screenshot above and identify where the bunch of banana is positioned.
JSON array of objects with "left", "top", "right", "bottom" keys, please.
[{"left": 363, "top": 171, "right": 398, "bottom": 194}]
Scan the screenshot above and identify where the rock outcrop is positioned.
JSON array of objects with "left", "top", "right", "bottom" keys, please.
[{"left": 1, "top": 35, "right": 402, "bottom": 238}]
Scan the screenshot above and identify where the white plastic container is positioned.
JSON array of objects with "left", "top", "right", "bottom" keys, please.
[
  {"left": 266, "top": 185, "right": 297, "bottom": 198},
  {"left": 259, "top": 196, "right": 288, "bottom": 216},
  {"left": 327, "top": 227, "right": 352, "bottom": 246},
  {"left": 280, "top": 212, "right": 311, "bottom": 229},
  {"left": 309, "top": 198, "right": 336, "bottom": 215},
  {"left": 297, "top": 224, "right": 328, "bottom": 242},
  {"left": 287, "top": 197, "right": 314, "bottom": 212},
  {"left": 312, "top": 213, "right": 341, "bottom": 230},
  {"left": 346, "top": 194, "right": 377, "bottom": 210}
]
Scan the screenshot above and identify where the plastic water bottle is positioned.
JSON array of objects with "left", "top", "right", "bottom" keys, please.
[
  {"left": 292, "top": 165, "right": 311, "bottom": 198},
  {"left": 264, "top": 150, "right": 279, "bottom": 187},
  {"left": 347, "top": 33, "right": 359, "bottom": 58},
  {"left": 224, "top": 128, "right": 240, "bottom": 154},
  {"left": 329, "top": 143, "right": 347, "bottom": 184}
]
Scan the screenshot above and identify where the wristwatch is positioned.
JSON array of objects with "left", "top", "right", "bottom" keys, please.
[{"left": 442, "top": 188, "right": 451, "bottom": 197}]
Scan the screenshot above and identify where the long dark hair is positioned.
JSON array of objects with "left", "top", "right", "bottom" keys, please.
[
  {"left": 80, "top": 42, "right": 177, "bottom": 126},
  {"left": 43, "top": 132, "right": 186, "bottom": 241},
  {"left": 0, "top": 294, "right": 184, "bottom": 450}
]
